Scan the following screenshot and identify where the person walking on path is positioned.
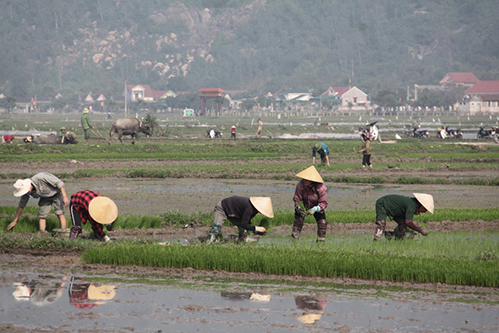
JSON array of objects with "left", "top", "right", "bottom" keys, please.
[
  {"left": 69, "top": 190, "right": 118, "bottom": 242},
  {"left": 256, "top": 118, "right": 263, "bottom": 137},
  {"left": 81, "top": 108, "right": 94, "bottom": 145},
  {"left": 358, "top": 132, "right": 373, "bottom": 168},
  {"left": 292, "top": 166, "right": 328, "bottom": 242},
  {"left": 374, "top": 193, "right": 433, "bottom": 241},
  {"left": 312, "top": 142, "right": 330, "bottom": 167},
  {"left": 206, "top": 196, "right": 273, "bottom": 243},
  {"left": 7, "top": 172, "right": 69, "bottom": 232}
]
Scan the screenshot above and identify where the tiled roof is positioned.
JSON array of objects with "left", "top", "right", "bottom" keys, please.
[
  {"left": 465, "top": 80, "right": 499, "bottom": 94},
  {"left": 440, "top": 73, "right": 479, "bottom": 85}
]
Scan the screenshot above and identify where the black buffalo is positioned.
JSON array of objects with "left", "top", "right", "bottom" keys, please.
[{"left": 109, "top": 118, "right": 153, "bottom": 144}]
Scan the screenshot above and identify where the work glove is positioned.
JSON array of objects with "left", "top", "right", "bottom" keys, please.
[
  {"left": 254, "top": 226, "right": 267, "bottom": 235},
  {"left": 306, "top": 206, "right": 321, "bottom": 215},
  {"left": 421, "top": 230, "right": 429, "bottom": 237}
]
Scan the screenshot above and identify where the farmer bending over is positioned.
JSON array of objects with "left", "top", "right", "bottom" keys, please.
[
  {"left": 7, "top": 172, "right": 69, "bottom": 232},
  {"left": 374, "top": 193, "right": 433, "bottom": 241},
  {"left": 312, "top": 142, "right": 330, "bottom": 167},
  {"left": 207, "top": 196, "right": 273, "bottom": 243},
  {"left": 69, "top": 190, "right": 118, "bottom": 242},
  {"left": 292, "top": 166, "right": 328, "bottom": 242}
]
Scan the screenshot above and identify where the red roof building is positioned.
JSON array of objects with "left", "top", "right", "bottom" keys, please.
[
  {"left": 458, "top": 80, "right": 499, "bottom": 115},
  {"left": 439, "top": 73, "right": 479, "bottom": 89}
]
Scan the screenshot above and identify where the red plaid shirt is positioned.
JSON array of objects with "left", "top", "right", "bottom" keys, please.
[{"left": 70, "top": 190, "right": 105, "bottom": 238}]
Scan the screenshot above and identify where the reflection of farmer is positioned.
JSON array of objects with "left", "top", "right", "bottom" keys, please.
[
  {"left": 374, "top": 193, "right": 433, "bottom": 241},
  {"left": 295, "top": 294, "right": 327, "bottom": 324},
  {"left": 256, "top": 118, "right": 263, "bottom": 137},
  {"left": 206, "top": 196, "right": 274, "bottom": 243},
  {"left": 68, "top": 276, "right": 117, "bottom": 309},
  {"left": 69, "top": 190, "right": 118, "bottom": 242},
  {"left": 358, "top": 132, "right": 373, "bottom": 169},
  {"left": 231, "top": 125, "right": 236, "bottom": 139},
  {"left": 13, "top": 276, "right": 67, "bottom": 306},
  {"left": 312, "top": 142, "right": 330, "bottom": 167},
  {"left": 221, "top": 292, "right": 271, "bottom": 302},
  {"left": 7, "top": 172, "right": 69, "bottom": 232},
  {"left": 292, "top": 166, "right": 328, "bottom": 242},
  {"left": 81, "top": 108, "right": 93, "bottom": 145}
]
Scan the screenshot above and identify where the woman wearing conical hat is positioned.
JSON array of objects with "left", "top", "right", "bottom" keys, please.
[
  {"left": 374, "top": 193, "right": 433, "bottom": 241},
  {"left": 292, "top": 166, "right": 328, "bottom": 242},
  {"left": 68, "top": 190, "right": 118, "bottom": 242},
  {"left": 206, "top": 196, "right": 273, "bottom": 243}
]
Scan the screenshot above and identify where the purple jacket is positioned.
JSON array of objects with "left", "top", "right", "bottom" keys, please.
[{"left": 293, "top": 180, "right": 328, "bottom": 211}]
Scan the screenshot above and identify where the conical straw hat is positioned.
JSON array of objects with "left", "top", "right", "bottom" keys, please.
[
  {"left": 297, "top": 313, "right": 322, "bottom": 324},
  {"left": 295, "top": 166, "right": 324, "bottom": 183},
  {"left": 88, "top": 284, "right": 117, "bottom": 301},
  {"left": 249, "top": 197, "right": 274, "bottom": 218},
  {"left": 413, "top": 193, "right": 434, "bottom": 214},
  {"left": 88, "top": 197, "right": 118, "bottom": 224}
]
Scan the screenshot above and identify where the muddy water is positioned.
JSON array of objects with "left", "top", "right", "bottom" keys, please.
[
  {"left": 2, "top": 178, "right": 498, "bottom": 216},
  {"left": 1, "top": 273, "right": 497, "bottom": 332}
]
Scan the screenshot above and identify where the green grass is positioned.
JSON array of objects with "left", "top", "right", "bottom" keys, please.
[
  {"left": 1, "top": 207, "right": 498, "bottom": 234},
  {"left": 81, "top": 232, "right": 499, "bottom": 287}
]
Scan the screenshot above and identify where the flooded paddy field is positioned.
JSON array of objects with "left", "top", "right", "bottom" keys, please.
[
  {"left": 1, "top": 268, "right": 498, "bottom": 332},
  {"left": 2, "top": 177, "right": 499, "bottom": 216}
]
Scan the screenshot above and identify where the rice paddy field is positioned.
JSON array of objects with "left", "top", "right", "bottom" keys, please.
[{"left": 1, "top": 112, "right": 498, "bottom": 331}]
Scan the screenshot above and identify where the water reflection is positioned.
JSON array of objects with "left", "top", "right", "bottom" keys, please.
[
  {"left": 221, "top": 291, "right": 271, "bottom": 302},
  {"left": 68, "top": 276, "right": 117, "bottom": 309},
  {"left": 294, "top": 294, "right": 327, "bottom": 324},
  {"left": 12, "top": 275, "right": 66, "bottom": 306}
]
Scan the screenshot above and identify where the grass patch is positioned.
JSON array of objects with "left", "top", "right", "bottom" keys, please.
[{"left": 82, "top": 233, "right": 499, "bottom": 287}]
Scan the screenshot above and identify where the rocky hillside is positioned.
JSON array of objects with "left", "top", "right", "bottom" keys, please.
[{"left": 1, "top": 0, "right": 498, "bottom": 98}]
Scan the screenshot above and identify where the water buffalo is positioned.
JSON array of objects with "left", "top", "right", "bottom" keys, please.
[
  {"left": 109, "top": 118, "right": 153, "bottom": 144},
  {"left": 24, "top": 133, "right": 78, "bottom": 145}
]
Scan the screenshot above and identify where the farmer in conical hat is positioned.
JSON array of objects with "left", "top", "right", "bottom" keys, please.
[
  {"left": 206, "top": 196, "right": 273, "bottom": 243},
  {"left": 292, "top": 166, "right": 328, "bottom": 242},
  {"left": 68, "top": 190, "right": 118, "bottom": 242},
  {"left": 81, "top": 107, "right": 94, "bottom": 145},
  {"left": 374, "top": 193, "right": 433, "bottom": 241},
  {"left": 7, "top": 172, "right": 70, "bottom": 232},
  {"left": 312, "top": 142, "right": 330, "bottom": 167}
]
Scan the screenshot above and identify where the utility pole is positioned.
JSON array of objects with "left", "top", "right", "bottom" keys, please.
[{"left": 124, "top": 80, "right": 128, "bottom": 118}]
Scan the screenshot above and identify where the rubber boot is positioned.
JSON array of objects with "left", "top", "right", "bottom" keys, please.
[
  {"left": 238, "top": 227, "right": 247, "bottom": 243},
  {"left": 316, "top": 219, "right": 327, "bottom": 242},
  {"left": 207, "top": 224, "right": 222, "bottom": 243},
  {"left": 291, "top": 216, "right": 304, "bottom": 239},
  {"left": 395, "top": 225, "right": 407, "bottom": 240},
  {"left": 374, "top": 220, "right": 386, "bottom": 241},
  {"left": 69, "top": 226, "right": 82, "bottom": 240}
]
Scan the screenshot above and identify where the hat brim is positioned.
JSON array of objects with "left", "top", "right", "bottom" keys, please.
[
  {"left": 13, "top": 179, "right": 32, "bottom": 197},
  {"left": 88, "top": 197, "right": 118, "bottom": 224},
  {"left": 413, "top": 193, "right": 434, "bottom": 214},
  {"left": 295, "top": 166, "right": 324, "bottom": 183},
  {"left": 249, "top": 197, "right": 274, "bottom": 218}
]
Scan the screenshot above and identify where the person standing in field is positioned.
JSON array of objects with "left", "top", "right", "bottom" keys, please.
[
  {"left": 206, "top": 196, "right": 273, "bottom": 243},
  {"left": 256, "top": 118, "right": 263, "bottom": 137},
  {"left": 312, "top": 142, "right": 330, "bottom": 167},
  {"left": 231, "top": 125, "right": 237, "bottom": 139},
  {"left": 7, "top": 172, "right": 70, "bottom": 232},
  {"left": 68, "top": 190, "right": 118, "bottom": 242},
  {"left": 292, "top": 166, "right": 328, "bottom": 242},
  {"left": 81, "top": 108, "right": 94, "bottom": 145},
  {"left": 358, "top": 132, "right": 373, "bottom": 168},
  {"left": 374, "top": 193, "right": 433, "bottom": 241}
]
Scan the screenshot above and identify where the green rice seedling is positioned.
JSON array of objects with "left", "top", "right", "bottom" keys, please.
[{"left": 82, "top": 237, "right": 499, "bottom": 287}]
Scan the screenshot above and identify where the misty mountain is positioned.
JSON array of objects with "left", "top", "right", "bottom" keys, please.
[{"left": 1, "top": 0, "right": 498, "bottom": 98}]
